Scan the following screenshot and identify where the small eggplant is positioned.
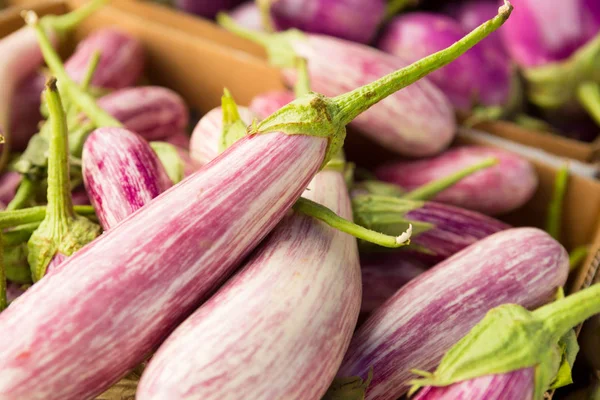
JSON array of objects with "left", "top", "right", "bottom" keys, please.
[
  {"left": 375, "top": 146, "right": 538, "bottom": 216},
  {"left": 249, "top": 90, "right": 295, "bottom": 119}
]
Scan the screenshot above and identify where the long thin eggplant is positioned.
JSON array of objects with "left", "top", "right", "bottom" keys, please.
[
  {"left": 336, "top": 228, "right": 569, "bottom": 400},
  {"left": 0, "top": 8, "right": 512, "bottom": 398},
  {"left": 82, "top": 127, "right": 173, "bottom": 230},
  {"left": 138, "top": 166, "right": 362, "bottom": 400},
  {"left": 375, "top": 146, "right": 538, "bottom": 215}
]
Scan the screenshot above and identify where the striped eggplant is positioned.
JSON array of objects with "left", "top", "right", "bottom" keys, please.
[
  {"left": 249, "top": 90, "right": 295, "bottom": 119},
  {"left": 10, "top": 73, "right": 45, "bottom": 151},
  {"left": 0, "top": 8, "right": 512, "bottom": 397},
  {"left": 164, "top": 132, "right": 191, "bottom": 149},
  {"left": 189, "top": 104, "right": 256, "bottom": 166},
  {"left": 353, "top": 197, "right": 510, "bottom": 262},
  {"left": 65, "top": 28, "right": 144, "bottom": 89},
  {"left": 360, "top": 253, "right": 427, "bottom": 314},
  {"left": 6, "top": 283, "right": 26, "bottom": 304},
  {"left": 229, "top": 1, "right": 264, "bottom": 31},
  {"left": 336, "top": 227, "right": 569, "bottom": 400},
  {"left": 137, "top": 166, "right": 362, "bottom": 399},
  {"left": 378, "top": 12, "right": 514, "bottom": 111},
  {"left": 82, "top": 127, "right": 173, "bottom": 230},
  {"left": 219, "top": 15, "right": 456, "bottom": 157},
  {"left": 375, "top": 146, "right": 538, "bottom": 215},
  {"left": 269, "top": 0, "right": 386, "bottom": 44},
  {"left": 96, "top": 86, "right": 189, "bottom": 141}
]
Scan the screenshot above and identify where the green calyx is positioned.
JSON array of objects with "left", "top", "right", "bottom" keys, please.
[
  {"left": 238, "top": 2, "right": 512, "bottom": 167},
  {"left": 409, "top": 283, "right": 600, "bottom": 400},
  {"left": 5, "top": 243, "right": 32, "bottom": 284},
  {"left": 150, "top": 142, "right": 184, "bottom": 185},
  {"left": 27, "top": 79, "right": 101, "bottom": 282},
  {"left": 524, "top": 32, "right": 600, "bottom": 115},
  {"left": 322, "top": 369, "right": 373, "bottom": 400},
  {"left": 352, "top": 194, "right": 433, "bottom": 239},
  {"left": 219, "top": 89, "right": 249, "bottom": 153}
]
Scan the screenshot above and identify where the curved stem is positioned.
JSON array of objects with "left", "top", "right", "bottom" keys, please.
[
  {"left": 402, "top": 157, "right": 498, "bottom": 201},
  {"left": 4, "top": 223, "right": 41, "bottom": 246},
  {"left": 256, "top": 0, "right": 276, "bottom": 33},
  {"left": 577, "top": 82, "right": 600, "bottom": 128},
  {"left": 81, "top": 49, "right": 102, "bottom": 92},
  {"left": 41, "top": 0, "right": 109, "bottom": 35},
  {"left": 6, "top": 178, "right": 35, "bottom": 211},
  {"left": 534, "top": 283, "right": 600, "bottom": 342},
  {"left": 294, "top": 58, "right": 311, "bottom": 97},
  {"left": 333, "top": 1, "right": 513, "bottom": 125},
  {"left": 546, "top": 163, "right": 569, "bottom": 240},
  {"left": 0, "top": 205, "right": 95, "bottom": 229},
  {"left": 293, "top": 197, "right": 412, "bottom": 248},
  {"left": 25, "top": 12, "right": 122, "bottom": 129},
  {"left": 217, "top": 13, "right": 271, "bottom": 47},
  {"left": 0, "top": 232, "right": 5, "bottom": 312},
  {"left": 44, "top": 78, "right": 75, "bottom": 226},
  {"left": 569, "top": 245, "right": 589, "bottom": 271}
]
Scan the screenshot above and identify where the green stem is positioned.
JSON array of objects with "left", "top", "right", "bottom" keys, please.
[
  {"left": 256, "top": 0, "right": 276, "bottom": 33},
  {"left": 40, "top": 0, "right": 109, "bottom": 35},
  {"left": 333, "top": 1, "right": 513, "bottom": 125},
  {"left": 25, "top": 11, "right": 122, "bottom": 129},
  {"left": 577, "top": 82, "right": 600, "bottom": 128},
  {"left": 44, "top": 78, "right": 76, "bottom": 225},
  {"left": 218, "top": 13, "right": 272, "bottom": 48},
  {"left": 402, "top": 157, "right": 498, "bottom": 201},
  {"left": 546, "top": 163, "right": 569, "bottom": 241},
  {"left": 294, "top": 58, "right": 311, "bottom": 97},
  {"left": 0, "top": 206, "right": 95, "bottom": 229},
  {"left": 384, "top": 0, "right": 417, "bottom": 21},
  {"left": 534, "top": 283, "right": 600, "bottom": 342},
  {"left": 81, "top": 50, "right": 102, "bottom": 91},
  {"left": 569, "top": 245, "right": 589, "bottom": 271},
  {"left": 6, "top": 178, "right": 35, "bottom": 211},
  {"left": 0, "top": 232, "right": 5, "bottom": 312},
  {"left": 4, "top": 223, "right": 41, "bottom": 246},
  {"left": 293, "top": 197, "right": 412, "bottom": 248}
]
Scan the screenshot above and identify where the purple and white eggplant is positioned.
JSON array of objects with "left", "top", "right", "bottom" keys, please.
[
  {"left": 219, "top": 14, "right": 456, "bottom": 157},
  {"left": 65, "top": 28, "right": 144, "bottom": 89},
  {"left": 0, "top": 10, "right": 512, "bottom": 398},
  {"left": 83, "top": 127, "right": 173, "bottom": 230},
  {"left": 336, "top": 227, "right": 569, "bottom": 400},
  {"left": 96, "top": 86, "right": 189, "bottom": 141},
  {"left": 375, "top": 146, "right": 538, "bottom": 215},
  {"left": 249, "top": 90, "right": 295, "bottom": 119},
  {"left": 447, "top": 0, "right": 506, "bottom": 53}
]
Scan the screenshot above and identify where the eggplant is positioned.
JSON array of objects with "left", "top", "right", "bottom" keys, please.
[
  {"left": 269, "top": 0, "right": 386, "bottom": 44},
  {"left": 83, "top": 127, "right": 173, "bottom": 230},
  {"left": 378, "top": 12, "right": 514, "bottom": 111},
  {"left": 0, "top": 172, "right": 22, "bottom": 206},
  {"left": 447, "top": 0, "right": 506, "bottom": 53},
  {"left": 249, "top": 90, "right": 295, "bottom": 119},
  {"left": 65, "top": 28, "right": 145, "bottom": 89},
  {"left": 174, "top": 0, "right": 245, "bottom": 18},
  {"left": 337, "top": 228, "right": 569, "bottom": 400},
  {"left": 10, "top": 73, "right": 45, "bottom": 151},
  {"left": 137, "top": 166, "right": 362, "bottom": 400},
  {"left": 375, "top": 146, "right": 538, "bottom": 215},
  {"left": 229, "top": 1, "right": 264, "bottom": 31}
]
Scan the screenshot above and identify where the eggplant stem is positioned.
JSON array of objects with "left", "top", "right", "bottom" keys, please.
[
  {"left": 25, "top": 11, "right": 122, "bottom": 128},
  {"left": 217, "top": 13, "right": 271, "bottom": 48},
  {"left": 256, "top": 0, "right": 276, "bottom": 33},
  {"left": 333, "top": 1, "right": 513, "bottom": 125},
  {"left": 546, "top": 163, "right": 569, "bottom": 241},
  {"left": 402, "top": 157, "right": 498, "bottom": 201},
  {"left": 0, "top": 205, "right": 95, "bottom": 229},
  {"left": 6, "top": 178, "right": 35, "bottom": 211},
  {"left": 41, "top": 0, "right": 109, "bottom": 35},
  {"left": 577, "top": 82, "right": 600, "bottom": 129},
  {"left": 569, "top": 245, "right": 589, "bottom": 271},
  {"left": 384, "top": 0, "right": 418, "bottom": 21},
  {"left": 81, "top": 50, "right": 102, "bottom": 92},
  {"left": 534, "top": 283, "right": 600, "bottom": 342},
  {"left": 293, "top": 197, "right": 412, "bottom": 248},
  {"left": 294, "top": 57, "right": 311, "bottom": 98},
  {"left": 4, "top": 223, "right": 41, "bottom": 246}
]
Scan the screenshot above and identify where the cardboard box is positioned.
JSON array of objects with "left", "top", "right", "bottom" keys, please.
[{"left": 2, "top": 0, "right": 600, "bottom": 395}]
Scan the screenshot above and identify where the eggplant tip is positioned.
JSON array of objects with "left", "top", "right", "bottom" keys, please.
[{"left": 396, "top": 224, "right": 413, "bottom": 245}]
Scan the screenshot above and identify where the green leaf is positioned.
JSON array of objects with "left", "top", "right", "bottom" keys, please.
[{"left": 549, "top": 329, "right": 579, "bottom": 390}]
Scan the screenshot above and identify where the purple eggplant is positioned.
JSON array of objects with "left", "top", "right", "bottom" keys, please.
[
  {"left": 65, "top": 28, "right": 144, "bottom": 89},
  {"left": 0, "top": 172, "right": 22, "bottom": 206},
  {"left": 96, "top": 86, "right": 189, "bottom": 141},
  {"left": 375, "top": 146, "right": 538, "bottom": 216},
  {"left": 10, "top": 73, "right": 45, "bottom": 151},
  {"left": 447, "top": 0, "right": 506, "bottom": 53},
  {"left": 269, "top": 0, "right": 386, "bottom": 44},
  {"left": 353, "top": 196, "right": 511, "bottom": 262},
  {"left": 175, "top": 0, "right": 245, "bottom": 18},
  {"left": 189, "top": 104, "right": 256, "bottom": 166},
  {"left": 378, "top": 12, "right": 513, "bottom": 111},
  {"left": 501, "top": 0, "right": 600, "bottom": 68},
  {"left": 360, "top": 253, "right": 427, "bottom": 314},
  {"left": 249, "top": 90, "right": 295, "bottom": 119},
  {"left": 82, "top": 127, "right": 173, "bottom": 230},
  {"left": 229, "top": 2, "right": 264, "bottom": 31},
  {"left": 337, "top": 227, "right": 569, "bottom": 400}
]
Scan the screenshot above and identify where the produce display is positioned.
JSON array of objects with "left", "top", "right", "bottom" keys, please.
[{"left": 0, "top": 1, "right": 598, "bottom": 400}]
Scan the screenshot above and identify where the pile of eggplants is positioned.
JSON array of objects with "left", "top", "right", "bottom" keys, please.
[{"left": 0, "top": 2, "right": 598, "bottom": 400}]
